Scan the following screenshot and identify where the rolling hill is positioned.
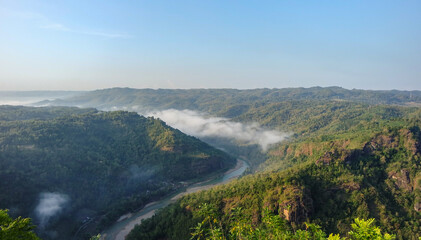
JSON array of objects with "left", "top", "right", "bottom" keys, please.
[{"left": 0, "top": 106, "right": 235, "bottom": 239}]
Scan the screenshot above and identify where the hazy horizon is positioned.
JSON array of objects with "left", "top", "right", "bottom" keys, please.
[
  {"left": 2, "top": 85, "right": 421, "bottom": 92},
  {"left": 1, "top": 1, "right": 420, "bottom": 91},
  {"left": 2, "top": 85, "right": 421, "bottom": 93}
]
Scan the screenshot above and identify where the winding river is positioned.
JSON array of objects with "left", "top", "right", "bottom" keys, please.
[{"left": 101, "top": 158, "right": 249, "bottom": 240}]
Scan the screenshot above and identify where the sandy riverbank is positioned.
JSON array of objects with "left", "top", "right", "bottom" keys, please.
[
  {"left": 114, "top": 210, "right": 156, "bottom": 240},
  {"left": 171, "top": 160, "right": 244, "bottom": 201},
  {"left": 105, "top": 159, "right": 247, "bottom": 240}
]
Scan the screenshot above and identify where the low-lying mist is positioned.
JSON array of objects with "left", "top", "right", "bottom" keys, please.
[
  {"left": 0, "top": 98, "right": 48, "bottom": 106},
  {"left": 35, "top": 192, "right": 69, "bottom": 229},
  {"left": 0, "top": 91, "right": 83, "bottom": 106},
  {"left": 146, "top": 109, "right": 288, "bottom": 151}
]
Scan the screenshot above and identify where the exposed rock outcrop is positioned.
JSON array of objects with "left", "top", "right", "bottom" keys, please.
[
  {"left": 316, "top": 148, "right": 360, "bottom": 165},
  {"left": 414, "top": 198, "right": 421, "bottom": 212},
  {"left": 280, "top": 190, "right": 313, "bottom": 223},
  {"left": 388, "top": 169, "right": 413, "bottom": 192},
  {"left": 316, "top": 151, "right": 335, "bottom": 165},
  {"left": 262, "top": 185, "right": 313, "bottom": 224},
  {"left": 278, "top": 186, "right": 313, "bottom": 223},
  {"left": 400, "top": 129, "right": 420, "bottom": 155},
  {"left": 363, "top": 134, "right": 398, "bottom": 154}
]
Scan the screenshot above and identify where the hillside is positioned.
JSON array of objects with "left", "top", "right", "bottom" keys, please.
[
  {"left": 0, "top": 106, "right": 235, "bottom": 239},
  {"left": 36, "top": 87, "right": 421, "bottom": 112},
  {"left": 5, "top": 88, "right": 421, "bottom": 239},
  {"left": 126, "top": 103, "right": 421, "bottom": 239},
  {"left": 32, "top": 88, "right": 421, "bottom": 170}
]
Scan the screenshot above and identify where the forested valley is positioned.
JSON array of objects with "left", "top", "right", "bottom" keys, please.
[
  {"left": 1, "top": 87, "right": 421, "bottom": 240},
  {"left": 0, "top": 105, "right": 235, "bottom": 239}
]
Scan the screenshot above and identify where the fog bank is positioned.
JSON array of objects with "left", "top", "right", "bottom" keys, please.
[{"left": 146, "top": 109, "right": 288, "bottom": 151}]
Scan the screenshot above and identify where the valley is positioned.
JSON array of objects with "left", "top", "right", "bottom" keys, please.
[
  {"left": 0, "top": 105, "right": 235, "bottom": 239},
  {"left": 1, "top": 87, "right": 421, "bottom": 239},
  {"left": 2, "top": 2, "right": 420, "bottom": 239},
  {"left": 102, "top": 159, "right": 249, "bottom": 240}
]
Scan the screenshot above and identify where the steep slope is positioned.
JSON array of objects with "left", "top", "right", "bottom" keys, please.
[
  {"left": 127, "top": 106, "right": 421, "bottom": 239},
  {"left": 0, "top": 106, "right": 235, "bottom": 239},
  {"left": 35, "top": 88, "right": 421, "bottom": 171}
]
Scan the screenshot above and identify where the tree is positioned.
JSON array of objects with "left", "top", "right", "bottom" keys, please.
[
  {"left": 349, "top": 218, "right": 395, "bottom": 240},
  {"left": 0, "top": 209, "right": 40, "bottom": 240}
]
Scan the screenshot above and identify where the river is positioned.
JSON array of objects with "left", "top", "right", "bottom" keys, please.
[{"left": 101, "top": 158, "right": 249, "bottom": 240}]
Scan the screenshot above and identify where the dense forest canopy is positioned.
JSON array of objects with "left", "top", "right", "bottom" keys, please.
[
  {"left": 92, "top": 89, "right": 421, "bottom": 240},
  {"left": 0, "top": 106, "right": 234, "bottom": 239},
  {"left": 38, "top": 87, "right": 421, "bottom": 112},
  {"left": 2, "top": 87, "right": 421, "bottom": 239}
]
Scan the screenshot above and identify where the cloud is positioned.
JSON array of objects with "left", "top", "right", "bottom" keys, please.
[
  {"left": 35, "top": 192, "right": 69, "bottom": 229},
  {"left": 79, "top": 30, "right": 132, "bottom": 39},
  {"left": 40, "top": 23, "right": 132, "bottom": 39},
  {"left": 0, "top": 99, "right": 41, "bottom": 106},
  {"left": 146, "top": 109, "right": 289, "bottom": 151},
  {"left": 129, "top": 164, "right": 157, "bottom": 180},
  {"left": 2, "top": 8, "right": 131, "bottom": 39},
  {"left": 40, "top": 23, "right": 71, "bottom": 31},
  {"left": 0, "top": 7, "right": 47, "bottom": 21}
]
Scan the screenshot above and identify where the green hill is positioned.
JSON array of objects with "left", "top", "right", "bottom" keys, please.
[
  {"left": 38, "top": 87, "right": 421, "bottom": 112},
  {"left": 0, "top": 106, "right": 235, "bottom": 239},
  {"left": 6, "top": 88, "right": 421, "bottom": 239},
  {"left": 126, "top": 103, "right": 421, "bottom": 240}
]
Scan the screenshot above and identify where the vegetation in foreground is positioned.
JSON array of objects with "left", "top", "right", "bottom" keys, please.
[
  {"left": 190, "top": 203, "right": 396, "bottom": 240},
  {"left": 0, "top": 106, "right": 235, "bottom": 239},
  {"left": 127, "top": 102, "right": 421, "bottom": 240},
  {"left": 0, "top": 209, "right": 40, "bottom": 240}
]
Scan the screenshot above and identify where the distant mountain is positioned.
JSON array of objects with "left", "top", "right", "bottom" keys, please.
[
  {"left": 0, "top": 106, "right": 234, "bottom": 239},
  {"left": 36, "top": 87, "right": 421, "bottom": 114},
  {"left": 0, "top": 91, "right": 84, "bottom": 106},
  {"left": 9, "top": 88, "right": 421, "bottom": 239}
]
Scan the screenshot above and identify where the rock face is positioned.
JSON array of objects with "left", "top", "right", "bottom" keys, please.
[
  {"left": 414, "top": 199, "right": 421, "bottom": 212},
  {"left": 414, "top": 175, "right": 421, "bottom": 212},
  {"left": 314, "top": 129, "right": 421, "bottom": 215},
  {"left": 316, "top": 148, "right": 360, "bottom": 166},
  {"left": 363, "top": 134, "right": 399, "bottom": 153},
  {"left": 316, "top": 151, "right": 335, "bottom": 165},
  {"left": 278, "top": 187, "right": 313, "bottom": 223},
  {"left": 262, "top": 185, "right": 313, "bottom": 224},
  {"left": 388, "top": 169, "right": 413, "bottom": 192},
  {"left": 400, "top": 128, "right": 420, "bottom": 155}
]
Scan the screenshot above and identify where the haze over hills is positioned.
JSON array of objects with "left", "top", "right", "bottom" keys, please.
[
  {"left": 30, "top": 87, "right": 421, "bottom": 169},
  {"left": 1, "top": 87, "right": 421, "bottom": 239},
  {"left": 2, "top": 1, "right": 421, "bottom": 239},
  {"left": 35, "top": 87, "right": 421, "bottom": 111},
  {"left": 0, "top": 91, "right": 83, "bottom": 106},
  {"left": 111, "top": 89, "right": 421, "bottom": 240},
  {"left": 0, "top": 106, "right": 235, "bottom": 239}
]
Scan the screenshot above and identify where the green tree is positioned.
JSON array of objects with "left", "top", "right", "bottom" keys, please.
[
  {"left": 0, "top": 209, "right": 40, "bottom": 240},
  {"left": 349, "top": 218, "right": 395, "bottom": 240},
  {"left": 89, "top": 233, "right": 101, "bottom": 240}
]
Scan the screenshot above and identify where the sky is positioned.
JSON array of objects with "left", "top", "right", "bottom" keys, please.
[{"left": 0, "top": 0, "right": 420, "bottom": 91}]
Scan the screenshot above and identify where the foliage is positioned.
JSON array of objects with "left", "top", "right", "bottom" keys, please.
[
  {"left": 46, "top": 87, "right": 421, "bottom": 114},
  {"left": 3, "top": 88, "right": 421, "bottom": 239},
  {"left": 89, "top": 234, "right": 101, "bottom": 240},
  {"left": 348, "top": 218, "right": 395, "bottom": 240},
  {"left": 0, "top": 209, "right": 40, "bottom": 240},
  {"left": 0, "top": 106, "right": 235, "bottom": 239},
  {"left": 189, "top": 205, "right": 395, "bottom": 240},
  {"left": 127, "top": 102, "right": 421, "bottom": 239}
]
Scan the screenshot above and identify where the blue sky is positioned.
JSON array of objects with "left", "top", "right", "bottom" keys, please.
[{"left": 0, "top": 0, "right": 420, "bottom": 90}]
